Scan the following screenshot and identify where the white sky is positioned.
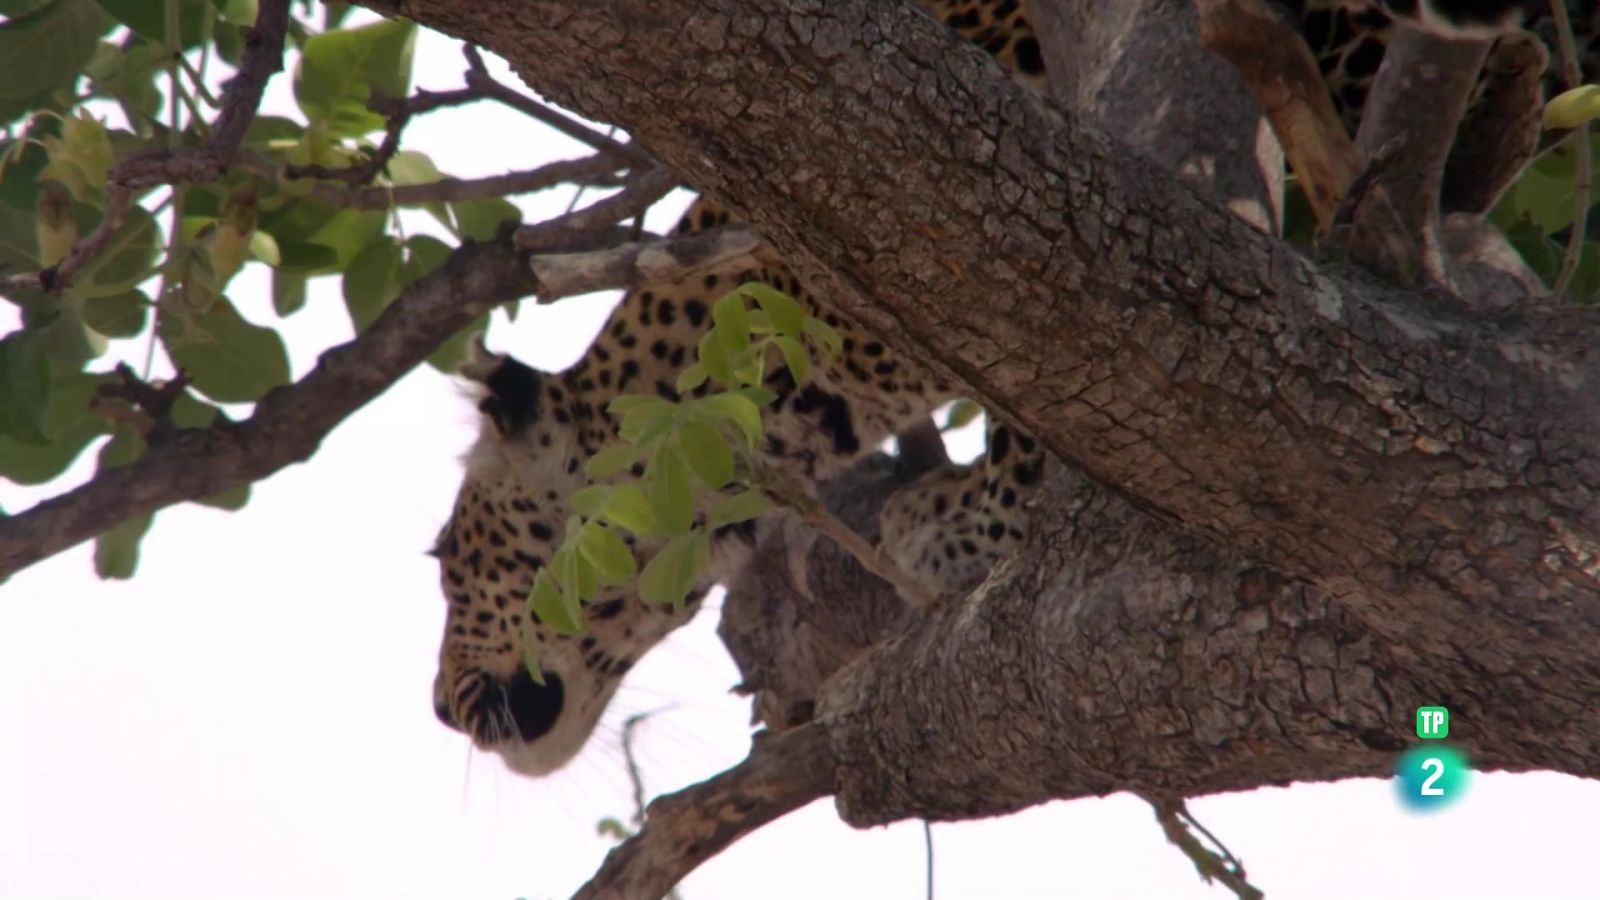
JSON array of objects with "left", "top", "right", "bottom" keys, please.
[{"left": 3, "top": 16, "right": 1598, "bottom": 900}]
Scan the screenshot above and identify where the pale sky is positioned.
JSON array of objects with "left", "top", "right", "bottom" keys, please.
[{"left": 2, "top": 16, "right": 1597, "bottom": 900}]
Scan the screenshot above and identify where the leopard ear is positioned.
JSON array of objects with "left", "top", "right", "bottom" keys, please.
[{"left": 460, "top": 332, "right": 503, "bottom": 384}]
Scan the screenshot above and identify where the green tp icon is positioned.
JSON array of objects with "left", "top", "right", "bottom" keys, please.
[{"left": 1416, "top": 706, "right": 1449, "bottom": 740}]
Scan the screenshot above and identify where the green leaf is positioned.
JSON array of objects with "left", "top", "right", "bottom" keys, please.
[
  {"left": 1545, "top": 84, "right": 1600, "bottom": 130},
  {"left": 599, "top": 484, "right": 659, "bottom": 536},
  {"left": 0, "top": 370, "right": 111, "bottom": 483},
  {"left": 81, "top": 287, "right": 148, "bottom": 337},
  {"left": 196, "top": 483, "right": 250, "bottom": 511},
  {"left": 161, "top": 297, "right": 291, "bottom": 403},
  {"left": 708, "top": 489, "right": 772, "bottom": 530},
  {"left": 712, "top": 291, "right": 751, "bottom": 352},
  {"left": 168, "top": 389, "right": 219, "bottom": 429},
  {"left": 93, "top": 510, "right": 152, "bottom": 579},
  {"left": 272, "top": 268, "right": 307, "bottom": 316},
  {"left": 570, "top": 484, "right": 609, "bottom": 518},
  {"left": 385, "top": 149, "right": 452, "bottom": 228},
  {"left": 427, "top": 315, "right": 489, "bottom": 375},
  {"left": 737, "top": 385, "right": 779, "bottom": 407},
  {"left": 0, "top": 328, "right": 53, "bottom": 444},
  {"left": 743, "top": 282, "right": 805, "bottom": 337},
  {"left": 693, "top": 393, "right": 762, "bottom": 451},
  {"left": 451, "top": 197, "right": 520, "bottom": 241},
  {"left": 647, "top": 442, "right": 694, "bottom": 535},
  {"left": 944, "top": 398, "right": 984, "bottom": 430},
  {"left": 294, "top": 18, "right": 417, "bottom": 138},
  {"left": 76, "top": 203, "right": 159, "bottom": 297},
  {"left": 584, "top": 443, "right": 638, "bottom": 480},
  {"left": 341, "top": 237, "right": 401, "bottom": 331},
  {"left": 637, "top": 531, "right": 706, "bottom": 607},
  {"left": 0, "top": 0, "right": 112, "bottom": 104},
  {"left": 528, "top": 570, "right": 582, "bottom": 634},
  {"left": 773, "top": 335, "right": 809, "bottom": 385},
  {"left": 94, "top": 0, "right": 211, "bottom": 50},
  {"left": 678, "top": 420, "right": 733, "bottom": 489},
  {"left": 696, "top": 329, "right": 735, "bottom": 386},
  {"left": 675, "top": 362, "right": 709, "bottom": 394},
  {"left": 577, "top": 522, "right": 636, "bottom": 586}
]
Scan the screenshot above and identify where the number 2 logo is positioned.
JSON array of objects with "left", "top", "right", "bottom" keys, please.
[{"left": 1420, "top": 757, "right": 1445, "bottom": 796}]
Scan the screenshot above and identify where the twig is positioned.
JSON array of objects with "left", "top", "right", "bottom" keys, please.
[
  {"left": 0, "top": 232, "right": 540, "bottom": 579},
  {"left": 2, "top": 0, "right": 290, "bottom": 294},
  {"left": 761, "top": 475, "right": 941, "bottom": 608},
  {"left": 1549, "top": 0, "right": 1591, "bottom": 301},
  {"left": 573, "top": 722, "right": 834, "bottom": 900},
  {"left": 282, "top": 87, "right": 478, "bottom": 185},
  {"left": 513, "top": 168, "right": 678, "bottom": 252},
  {"left": 238, "top": 151, "right": 624, "bottom": 210},
  {"left": 462, "top": 44, "right": 652, "bottom": 166},
  {"left": 619, "top": 709, "right": 685, "bottom": 900},
  {"left": 1147, "top": 795, "right": 1264, "bottom": 900},
  {"left": 95, "top": 365, "right": 193, "bottom": 443},
  {"left": 528, "top": 222, "right": 775, "bottom": 302}
]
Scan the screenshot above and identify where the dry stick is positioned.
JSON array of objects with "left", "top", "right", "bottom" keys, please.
[
  {"left": 238, "top": 151, "right": 624, "bottom": 210},
  {"left": 1549, "top": 0, "right": 1591, "bottom": 301},
  {"left": 573, "top": 721, "right": 835, "bottom": 900},
  {"left": 529, "top": 223, "right": 776, "bottom": 302},
  {"left": 761, "top": 475, "right": 939, "bottom": 608},
  {"left": 2, "top": 0, "right": 290, "bottom": 294},
  {"left": 1193, "top": 0, "right": 1360, "bottom": 231},
  {"left": 514, "top": 168, "right": 679, "bottom": 252},
  {"left": 1147, "top": 796, "right": 1264, "bottom": 900}
]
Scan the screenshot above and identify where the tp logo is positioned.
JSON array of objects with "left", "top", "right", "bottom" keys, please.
[
  {"left": 1416, "top": 706, "right": 1448, "bottom": 739},
  {"left": 1394, "top": 706, "right": 1470, "bottom": 813}
]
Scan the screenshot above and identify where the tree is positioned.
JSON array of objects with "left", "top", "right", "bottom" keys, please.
[{"left": 2, "top": 0, "right": 1598, "bottom": 897}]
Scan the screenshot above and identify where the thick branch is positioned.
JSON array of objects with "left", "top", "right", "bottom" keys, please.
[
  {"left": 1347, "top": 24, "right": 1490, "bottom": 288},
  {"left": 362, "top": 0, "right": 1600, "bottom": 620},
  {"left": 815, "top": 464, "right": 1600, "bottom": 826},
  {"left": 0, "top": 234, "right": 537, "bottom": 577},
  {"left": 573, "top": 722, "right": 834, "bottom": 900}
]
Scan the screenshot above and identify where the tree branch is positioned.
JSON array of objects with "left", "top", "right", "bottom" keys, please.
[
  {"left": 1346, "top": 24, "right": 1491, "bottom": 289},
  {"left": 239, "top": 151, "right": 624, "bottom": 209},
  {"left": 529, "top": 222, "right": 776, "bottom": 301},
  {"left": 0, "top": 232, "right": 537, "bottom": 578},
  {"left": 513, "top": 167, "right": 677, "bottom": 251},
  {"left": 573, "top": 722, "right": 834, "bottom": 900}
]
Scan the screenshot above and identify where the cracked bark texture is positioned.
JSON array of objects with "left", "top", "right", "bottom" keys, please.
[{"left": 357, "top": 0, "right": 1600, "bottom": 815}]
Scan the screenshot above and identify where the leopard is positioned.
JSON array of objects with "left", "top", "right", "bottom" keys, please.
[{"left": 429, "top": 0, "right": 1593, "bottom": 778}]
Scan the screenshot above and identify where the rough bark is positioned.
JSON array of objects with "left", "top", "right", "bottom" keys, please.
[
  {"left": 363, "top": 0, "right": 1600, "bottom": 615},
  {"left": 350, "top": 0, "right": 1600, "bottom": 827}
]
